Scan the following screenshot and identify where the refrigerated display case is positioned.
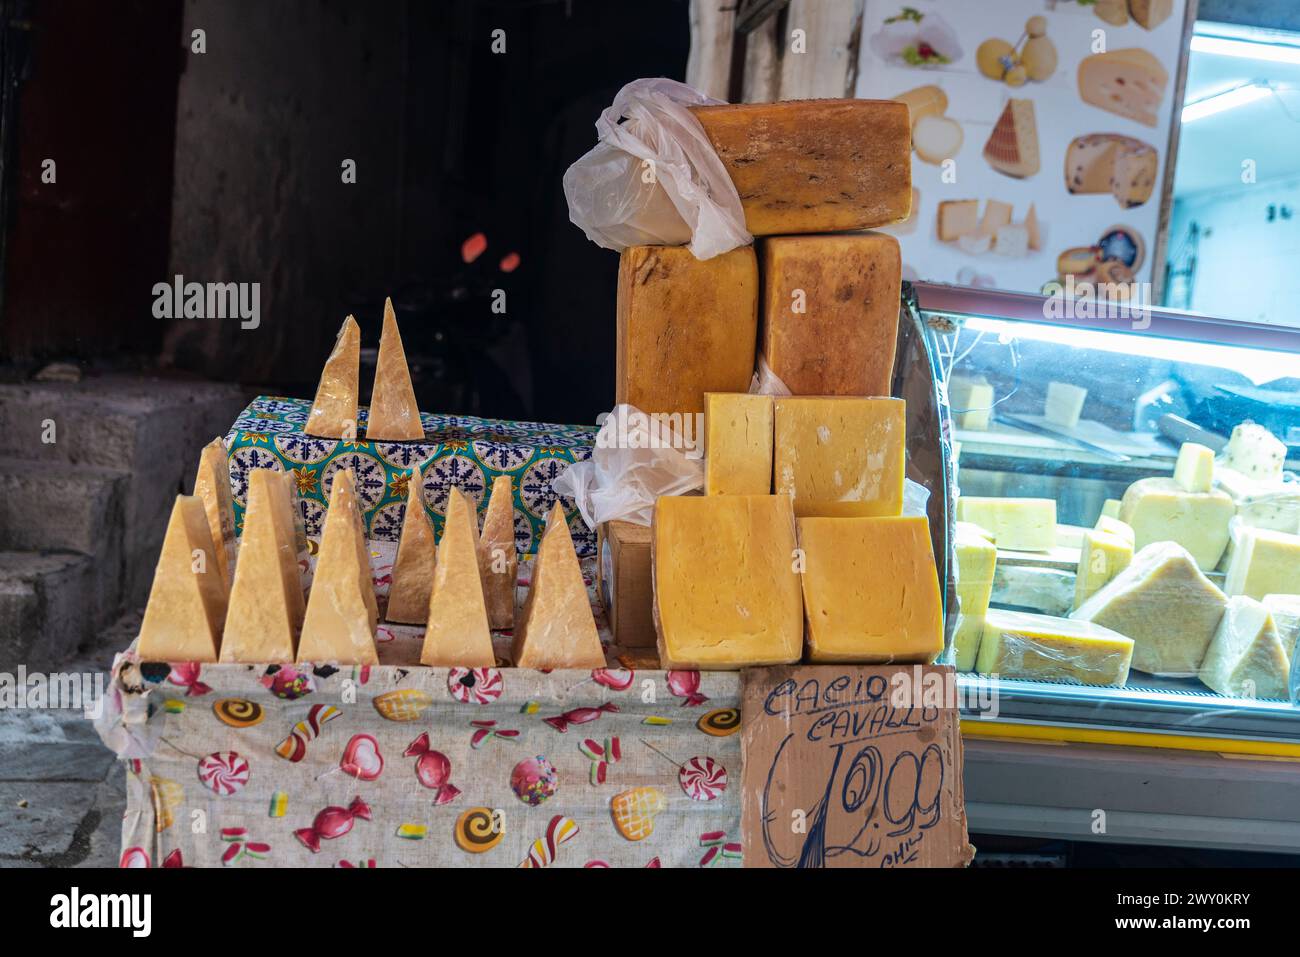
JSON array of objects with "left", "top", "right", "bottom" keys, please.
[{"left": 911, "top": 281, "right": 1300, "bottom": 853}]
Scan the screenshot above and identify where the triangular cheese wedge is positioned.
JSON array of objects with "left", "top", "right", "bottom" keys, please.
[
  {"left": 421, "top": 487, "right": 495, "bottom": 666},
  {"left": 220, "top": 470, "right": 302, "bottom": 662},
  {"left": 305, "top": 316, "right": 361, "bottom": 439},
  {"left": 386, "top": 464, "right": 437, "bottom": 623},
  {"left": 365, "top": 298, "right": 423, "bottom": 440},
  {"left": 512, "top": 503, "right": 604, "bottom": 669},
  {"left": 278, "top": 470, "right": 309, "bottom": 561},
  {"left": 137, "top": 495, "right": 226, "bottom": 662},
  {"left": 478, "top": 474, "right": 517, "bottom": 629},
  {"left": 298, "top": 469, "right": 378, "bottom": 663},
  {"left": 192, "top": 437, "right": 235, "bottom": 593},
  {"left": 1023, "top": 203, "right": 1042, "bottom": 251},
  {"left": 982, "top": 99, "right": 1040, "bottom": 178},
  {"left": 1200, "top": 596, "right": 1289, "bottom": 699}
]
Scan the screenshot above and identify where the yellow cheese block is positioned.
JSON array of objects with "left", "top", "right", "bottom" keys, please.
[
  {"left": 422, "top": 487, "right": 495, "bottom": 667},
  {"left": 220, "top": 470, "right": 302, "bottom": 662},
  {"left": 1173, "top": 441, "right": 1215, "bottom": 493},
  {"left": 366, "top": 298, "right": 424, "bottom": 441},
  {"left": 1071, "top": 542, "right": 1226, "bottom": 676},
  {"left": 977, "top": 609, "right": 1134, "bottom": 687},
  {"left": 798, "top": 516, "right": 942, "bottom": 663},
  {"left": 948, "top": 376, "right": 994, "bottom": 430},
  {"left": 954, "top": 521, "right": 997, "bottom": 672},
  {"left": 1200, "top": 596, "right": 1290, "bottom": 699},
  {"left": 478, "top": 474, "right": 517, "bottom": 630},
  {"left": 689, "top": 99, "right": 912, "bottom": 235},
  {"left": 758, "top": 233, "right": 901, "bottom": 396},
  {"left": 955, "top": 497, "right": 1057, "bottom": 551},
  {"left": 1100, "top": 498, "right": 1121, "bottom": 520},
  {"left": 1119, "top": 476, "right": 1235, "bottom": 570},
  {"left": 652, "top": 495, "right": 802, "bottom": 669},
  {"left": 704, "top": 392, "right": 773, "bottom": 495},
  {"left": 306, "top": 316, "right": 360, "bottom": 439},
  {"left": 773, "top": 396, "right": 905, "bottom": 518},
  {"left": 385, "top": 465, "right": 436, "bottom": 624},
  {"left": 1044, "top": 382, "right": 1087, "bottom": 428},
  {"left": 513, "top": 503, "right": 605, "bottom": 669},
  {"left": 297, "top": 470, "right": 378, "bottom": 664},
  {"left": 1094, "top": 515, "right": 1135, "bottom": 545},
  {"left": 138, "top": 495, "right": 227, "bottom": 662},
  {"left": 616, "top": 245, "right": 758, "bottom": 416},
  {"left": 192, "top": 437, "right": 235, "bottom": 593},
  {"left": 1224, "top": 526, "right": 1300, "bottom": 601},
  {"left": 1072, "top": 528, "right": 1134, "bottom": 609}
]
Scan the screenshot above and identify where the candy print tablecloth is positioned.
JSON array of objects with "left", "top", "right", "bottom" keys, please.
[
  {"left": 96, "top": 656, "right": 742, "bottom": 868},
  {"left": 225, "top": 396, "right": 597, "bottom": 556}
]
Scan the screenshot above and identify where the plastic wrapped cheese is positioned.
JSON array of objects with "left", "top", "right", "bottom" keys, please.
[
  {"left": 977, "top": 609, "right": 1134, "bottom": 687},
  {"left": 953, "top": 522, "right": 997, "bottom": 671},
  {"left": 1199, "top": 596, "right": 1290, "bottom": 700}
]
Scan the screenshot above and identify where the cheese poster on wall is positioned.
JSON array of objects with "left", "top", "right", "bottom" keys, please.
[{"left": 854, "top": 0, "right": 1193, "bottom": 297}]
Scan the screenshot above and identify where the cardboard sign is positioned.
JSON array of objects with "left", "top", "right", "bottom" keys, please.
[{"left": 741, "top": 665, "right": 973, "bottom": 868}]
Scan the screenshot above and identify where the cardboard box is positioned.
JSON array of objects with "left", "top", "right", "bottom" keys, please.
[
  {"left": 741, "top": 664, "right": 973, "bottom": 868},
  {"left": 597, "top": 519, "right": 656, "bottom": 648}
]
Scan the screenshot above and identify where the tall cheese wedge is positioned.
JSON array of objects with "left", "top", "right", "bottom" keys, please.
[
  {"left": 306, "top": 316, "right": 361, "bottom": 439},
  {"left": 1200, "top": 596, "right": 1289, "bottom": 699},
  {"left": 982, "top": 99, "right": 1040, "bottom": 178},
  {"left": 220, "top": 470, "right": 302, "bottom": 662},
  {"left": 689, "top": 99, "right": 912, "bottom": 235},
  {"left": 366, "top": 297, "right": 424, "bottom": 441},
  {"left": 759, "top": 234, "right": 901, "bottom": 396},
  {"left": 513, "top": 503, "right": 604, "bottom": 669},
  {"left": 798, "top": 516, "right": 942, "bottom": 664},
  {"left": 1077, "top": 49, "right": 1168, "bottom": 127},
  {"left": 279, "top": 470, "right": 309, "bottom": 561},
  {"left": 421, "top": 487, "right": 495, "bottom": 667},
  {"left": 773, "top": 396, "right": 905, "bottom": 518},
  {"left": 386, "top": 465, "right": 436, "bottom": 624},
  {"left": 298, "top": 470, "right": 378, "bottom": 664},
  {"left": 978, "top": 609, "right": 1134, "bottom": 687},
  {"left": 1071, "top": 542, "right": 1227, "bottom": 675},
  {"left": 192, "top": 437, "right": 235, "bottom": 593},
  {"left": 954, "top": 522, "right": 998, "bottom": 672},
  {"left": 1072, "top": 528, "right": 1134, "bottom": 609},
  {"left": 137, "top": 495, "right": 226, "bottom": 662},
  {"left": 616, "top": 245, "right": 758, "bottom": 416},
  {"left": 955, "top": 497, "right": 1056, "bottom": 551},
  {"left": 703, "top": 392, "right": 773, "bottom": 495},
  {"left": 1119, "top": 476, "right": 1234, "bottom": 569},
  {"left": 652, "top": 495, "right": 802, "bottom": 669},
  {"left": 477, "top": 474, "right": 517, "bottom": 629},
  {"left": 1223, "top": 526, "right": 1300, "bottom": 600}
]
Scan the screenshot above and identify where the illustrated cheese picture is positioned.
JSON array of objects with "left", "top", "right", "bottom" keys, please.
[
  {"left": 759, "top": 233, "right": 901, "bottom": 396},
  {"left": 1044, "top": 381, "right": 1087, "bottom": 428},
  {"left": 954, "top": 521, "right": 998, "bottom": 671},
  {"left": 1130, "top": 0, "right": 1173, "bottom": 30},
  {"left": 892, "top": 84, "right": 947, "bottom": 128},
  {"left": 993, "top": 224, "right": 1029, "bottom": 258},
  {"left": 1073, "top": 527, "right": 1134, "bottom": 609},
  {"left": 1223, "top": 526, "right": 1300, "bottom": 601},
  {"left": 704, "top": 392, "right": 773, "bottom": 495},
  {"left": 137, "top": 495, "right": 227, "bottom": 663},
  {"left": 979, "top": 200, "right": 1013, "bottom": 237},
  {"left": 955, "top": 497, "right": 1057, "bottom": 551},
  {"left": 1077, "top": 48, "right": 1168, "bottom": 127},
  {"left": 1023, "top": 204, "right": 1042, "bottom": 250},
  {"left": 477, "top": 474, "right": 517, "bottom": 630},
  {"left": 690, "top": 99, "right": 912, "bottom": 235},
  {"left": 1200, "top": 596, "right": 1290, "bottom": 699},
  {"left": 1221, "top": 422, "right": 1287, "bottom": 482},
  {"left": 913, "top": 114, "right": 964, "bottom": 165},
  {"left": 1071, "top": 542, "right": 1227, "bottom": 675},
  {"left": 512, "top": 503, "right": 605, "bottom": 669},
  {"left": 385, "top": 464, "right": 436, "bottom": 625},
  {"left": 958, "top": 232, "right": 992, "bottom": 255},
  {"left": 977, "top": 609, "right": 1134, "bottom": 687},
  {"left": 1173, "top": 442, "right": 1215, "bottom": 494},
  {"left": 366, "top": 297, "right": 424, "bottom": 441},
  {"left": 305, "top": 316, "right": 360, "bottom": 439},
  {"left": 983, "top": 99, "right": 1039, "bottom": 178},
  {"left": 1119, "top": 476, "right": 1235, "bottom": 569},
  {"left": 798, "top": 516, "right": 943, "bottom": 664},
  {"left": 192, "top": 437, "right": 235, "bottom": 593},
  {"left": 948, "top": 376, "right": 994, "bottom": 430},
  {"left": 652, "top": 495, "right": 802, "bottom": 669},
  {"left": 773, "top": 396, "right": 905, "bottom": 518},
  {"left": 616, "top": 244, "right": 757, "bottom": 416},
  {"left": 421, "top": 487, "right": 495, "bottom": 668},
  {"left": 1065, "top": 134, "right": 1158, "bottom": 208},
  {"left": 938, "top": 200, "right": 978, "bottom": 242}
]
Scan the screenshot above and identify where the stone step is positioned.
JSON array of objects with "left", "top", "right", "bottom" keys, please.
[
  {"left": 0, "top": 458, "right": 129, "bottom": 556},
  {"left": 0, "top": 552, "right": 96, "bottom": 670}
]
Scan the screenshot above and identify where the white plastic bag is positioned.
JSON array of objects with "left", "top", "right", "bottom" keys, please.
[
  {"left": 553, "top": 404, "right": 704, "bottom": 529},
  {"left": 562, "top": 77, "right": 752, "bottom": 260}
]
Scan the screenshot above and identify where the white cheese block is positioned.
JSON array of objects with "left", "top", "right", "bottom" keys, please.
[
  {"left": 956, "top": 497, "right": 1056, "bottom": 551},
  {"left": 1173, "top": 442, "right": 1215, "bottom": 494},
  {"left": 1199, "top": 596, "right": 1290, "bottom": 700},
  {"left": 1215, "top": 466, "right": 1300, "bottom": 534},
  {"left": 1071, "top": 542, "right": 1228, "bottom": 675},
  {"left": 1223, "top": 526, "right": 1300, "bottom": 600},
  {"left": 1119, "top": 476, "right": 1235, "bottom": 570},
  {"left": 913, "top": 114, "right": 963, "bottom": 165},
  {"left": 957, "top": 232, "right": 992, "bottom": 255},
  {"left": 1221, "top": 423, "right": 1287, "bottom": 482},
  {"left": 1100, "top": 498, "right": 1121, "bottom": 520},
  {"left": 993, "top": 224, "right": 1029, "bottom": 257},
  {"left": 1044, "top": 382, "right": 1088, "bottom": 428}
]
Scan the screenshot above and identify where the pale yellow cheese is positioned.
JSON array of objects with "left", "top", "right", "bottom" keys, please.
[
  {"left": 477, "top": 474, "right": 517, "bottom": 630},
  {"left": 512, "top": 503, "right": 604, "bottom": 669},
  {"left": 977, "top": 609, "right": 1133, "bottom": 687},
  {"left": 1073, "top": 528, "right": 1134, "bottom": 609},
  {"left": 954, "top": 522, "right": 997, "bottom": 672},
  {"left": 948, "top": 376, "right": 994, "bottom": 430},
  {"left": 955, "top": 497, "right": 1057, "bottom": 551},
  {"left": 798, "top": 516, "right": 942, "bottom": 664},
  {"left": 1222, "top": 422, "right": 1287, "bottom": 482},
  {"left": 1223, "top": 526, "right": 1300, "bottom": 601},
  {"left": 1264, "top": 594, "right": 1300, "bottom": 665},
  {"left": 1216, "top": 466, "right": 1300, "bottom": 535},
  {"left": 1044, "top": 382, "right": 1087, "bottom": 429},
  {"left": 1100, "top": 498, "right": 1121, "bottom": 519},
  {"left": 137, "top": 495, "right": 226, "bottom": 662},
  {"left": 277, "top": 471, "right": 309, "bottom": 568},
  {"left": 1174, "top": 442, "right": 1215, "bottom": 494},
  {"left": 1071, "top": 542, "right": 1227, "bottom": 675},
  {"left": 652, "top": 495, "right": 802, "bottom": 669},
  {"left": 1119, "top": 476, "right": 1235, "bottom": 570},
  {"left": 192, "top": 437, "right": 235, "bottom": 593},
  {"left": 386, "top": 464, "right": 436, "bottom": 624},
  {"left": 422, "top": 487, "right": 495, "bottom": 667},
  {"left": 704, "top": 392, "right": 773, "bottom": 495},
  {"left": 773, "top": 396, "right": 905, "bottom": 518},
  {"left": 1200, "top": 596, "right": 1290, "bottom": 700},
  {"left": 366, "top": 298, "right": 424, "bottom": 441},
  {"left": 1094, "top": 515, "right": 1135, "bottom": 545},
  {"left": 306, "top": 316, "right": 360, "bottom": 439}
]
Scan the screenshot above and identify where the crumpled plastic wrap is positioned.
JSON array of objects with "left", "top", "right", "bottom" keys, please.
[{"left": 977, "top": 610, "right": 1135, "bottom": 688}]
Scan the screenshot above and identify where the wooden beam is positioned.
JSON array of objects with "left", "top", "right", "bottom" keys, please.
[
  {"left": 686, "top": 0, "right": 737, "bottom": 101},
  {"left": 777, "top": 0, "right": 864, "bottom": 100}
]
